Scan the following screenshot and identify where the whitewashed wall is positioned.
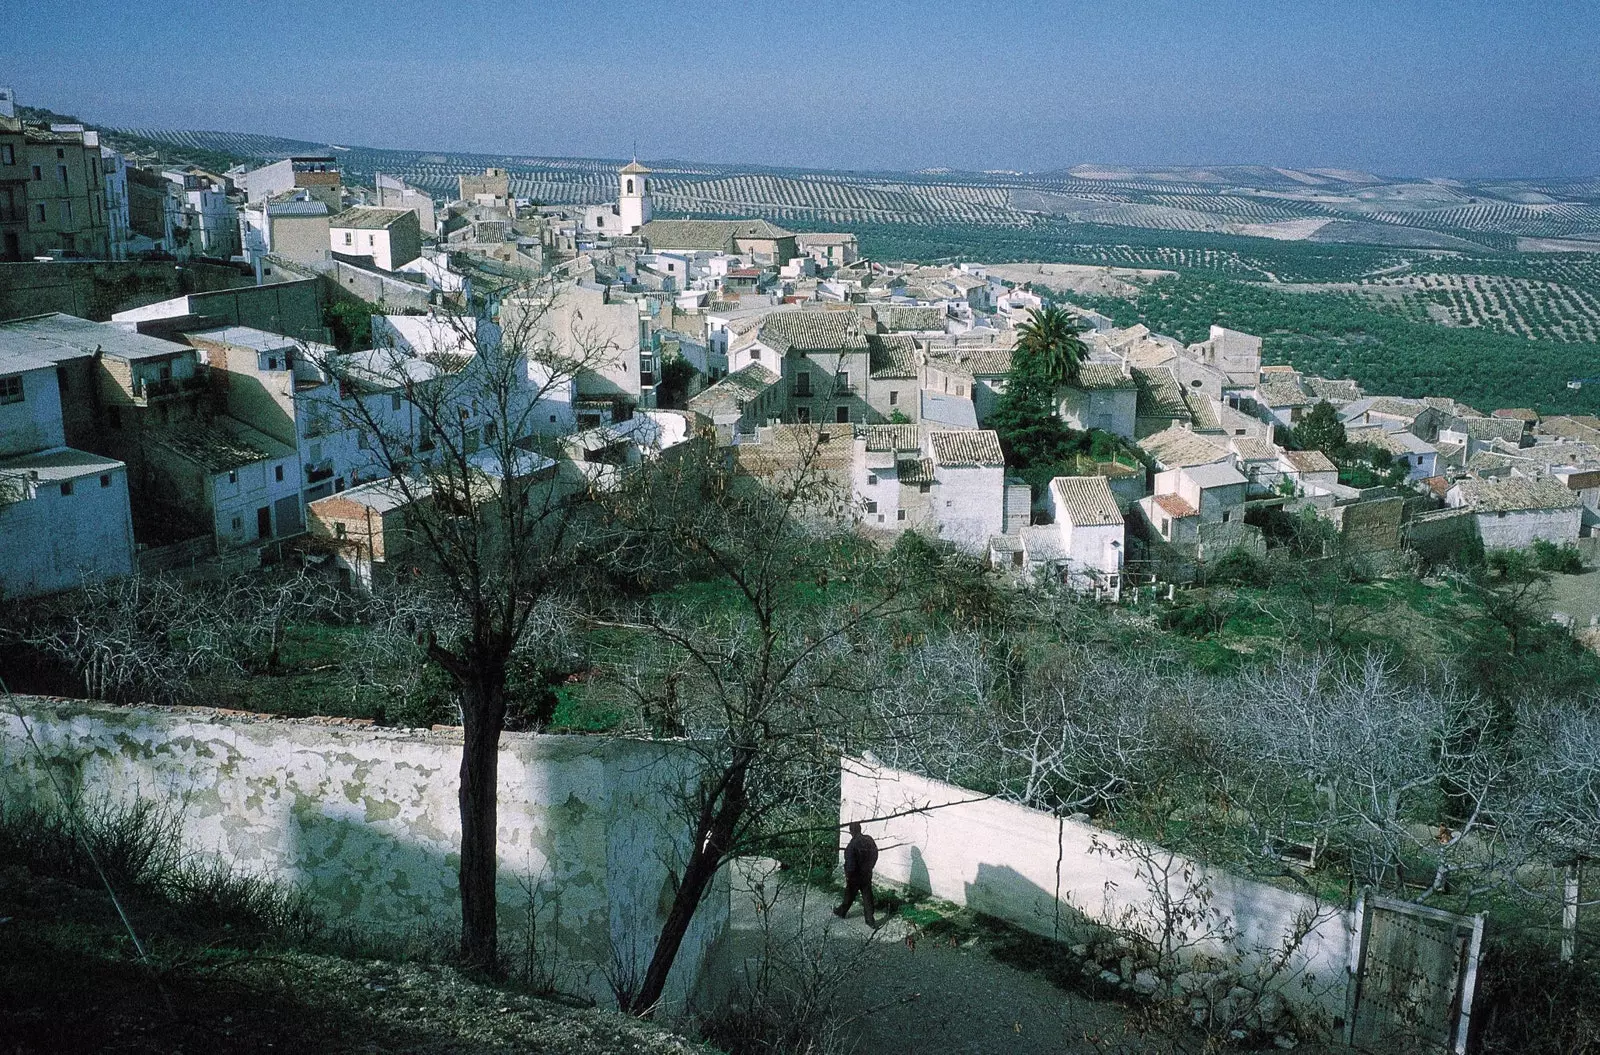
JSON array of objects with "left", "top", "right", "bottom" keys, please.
[
  {"left": 841, "top": 758, "right": 1354, "bottom": 1026},
  {"left": 1, "top": 698, "right": 727, "bottom": 1010}
]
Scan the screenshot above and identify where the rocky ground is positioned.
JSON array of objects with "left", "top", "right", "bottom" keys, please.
[{"left": 0, "top": 867, "right": 706, "bottom": 1055}]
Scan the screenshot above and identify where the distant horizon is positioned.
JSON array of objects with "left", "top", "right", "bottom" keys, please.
[
  {"left": 17, "top": 1, "right": 1600, "bottom": 180},
  {"left": 47, "top": 113, "right": 1600, "bottom": 186}
]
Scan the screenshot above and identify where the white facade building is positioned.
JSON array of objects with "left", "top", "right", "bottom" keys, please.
[
  {"left": 0, "top": 449, "right": 135, "bottom": 599},
  {"left": 1035, "top": 475, "right": 1125, "bottom": 596},
  {"left": 0, "top": 341, "right": 135, "bottom": 597}
]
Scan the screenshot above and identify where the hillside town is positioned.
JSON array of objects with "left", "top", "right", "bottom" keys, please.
[
  {"left": 4, "top": 80, "right": 1600, "bottom": 1055},
  {"left": 2, "top": 85, "right": 1596, "bottom": 602}
]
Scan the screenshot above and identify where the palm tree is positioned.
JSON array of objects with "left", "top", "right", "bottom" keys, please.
[{"left": 1016, "top": 305, "right": 1087, "bottom": 386}]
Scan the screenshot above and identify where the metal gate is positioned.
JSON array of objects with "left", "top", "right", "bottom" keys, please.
[{"left": 1344, "top": 893, "right": 1484, "bottom": 1054}]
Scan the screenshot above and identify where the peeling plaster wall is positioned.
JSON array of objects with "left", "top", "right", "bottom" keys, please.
[{"left": 1, "top": 698, "right": 727, "bottom": 1010}]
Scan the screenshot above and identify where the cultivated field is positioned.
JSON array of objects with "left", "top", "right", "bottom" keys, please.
[{"left": 117, "top": 127, "right": 1600, "bottom": 251}]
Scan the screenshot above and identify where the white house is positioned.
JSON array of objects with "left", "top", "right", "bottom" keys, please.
[
  {"left": 0, "top": 335, "right": 136, "bottom": 597},
  {"left": 144, "top": 416, "right": 303, "bottom": 549},
  {"left": 1138, "top": 461, "right": 1251, "bottom": 557},
  {"left": 1445, "top": 476, "right": 1583, "bottom": 550},
  {"left": 1033, "top": 475, "right": 1125, "bottom": 597},
  {"left": 928, "top": 429, "right": 1007, "bottom": 552},
  {"left": 329, "top": 207, "right": 423, "bottom": 272},
  {"left": 1057, "top": 362, "right": 1137, "bottom": 439},
  {"left": 0, "top": 448, "right": 135, "bottom": 599}
]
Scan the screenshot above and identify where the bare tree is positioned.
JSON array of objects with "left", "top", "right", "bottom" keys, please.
[
  {"left": 594, "top": 426, "right": 904, "bottom": 1014},
  {"left": 306, "top": 275, "right": 616, "bottom": 967}
]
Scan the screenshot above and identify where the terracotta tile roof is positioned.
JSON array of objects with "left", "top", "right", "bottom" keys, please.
[
  {"left": 1492, "top": 407, "right": 1540, "bottom": 422},
  {"left": 640, "top": 218, "right": 794, "bottom": 252},
  {"left": 1050, "top": 476, "right": 1123, "bottom": 526},
  {"left": 929, "top": 429, "right": 1005, "bottom": 467},
  {"left": 1422, "top": 475, "right": 1451, "bottom": 498},
  {"left": 1451, "top": 416, "right": 1526, "bottom": 443},
  {"left": 868, "top": 334, "right": 920, "bottom": 379},
  {"left": 896, "top": 457, "right": 935, "bottom": 484},
  {"left": 1183, "top": 389, "right": 1222, "bottom": 430},
  {"left": 1230, "top": 438, "right": 1278, "bottom": 462},
  {"left": 1256, "top": 373, "right": 1312, "bottom": 408},
  {"left": 330, "top": 207, "right": 413, "bottom": 229},
  {"left": 687, "top": 363, "right": 781, "bottom": 417},
  {"left": 1279, "top": 448, "right": 1337, "bottom": 473},
  {"left": 860, "top": 424, "right": 921, "bottom": 453},
  {"left": 929, "top": 347, "right": 1012, "bottom": 376},
  {"left": 758, "top": 310, "right": 868, "bottom": 352},
  {"left": 1138, "top": 425, "right": 1229, "bottom": 469},
  {"left": 146, "top": 416, "right": 291, "bottom": 474},
  {"left": 1305, "top": 377, "right": 1363, "bottom": 402},
  {"left": 1073, "top": 363, "right": 1134, "bottom": 391},
  {"left": 1131, "top": 367, "right": 1189, "bottom": 419},
  {"left": 877, "top": 306, "right": 947, "bottom": 333},
  {"left": 1366, "top": 396, "right": 1430, "bottom": 419},
  {"left": 1452, "top": 475, "right": 1582, "bottom": 513},
  {"left": 1152, "top": 493, "right": 1198, "bottom": 518}
]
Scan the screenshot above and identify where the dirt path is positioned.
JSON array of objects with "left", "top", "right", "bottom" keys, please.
[{"left": 725, "top": 859, "right": 1130, "bottom": 1055}]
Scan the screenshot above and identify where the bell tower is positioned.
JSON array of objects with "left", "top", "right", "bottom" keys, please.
[{"left": 618, "top": 160, "right": 652, "bottom": 234}]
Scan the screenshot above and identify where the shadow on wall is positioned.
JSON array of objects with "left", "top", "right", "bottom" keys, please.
[{"left": 965, "top": 861, "right": 1100, "bottom": 946}]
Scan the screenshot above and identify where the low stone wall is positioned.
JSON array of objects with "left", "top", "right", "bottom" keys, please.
[
  {"left": 841, "top": 758, "right": 1354, "bottom": 1032},
  {"left": 1, "top": 697, "right": 727, "bottom": 1010},
  {"left": 0, "top": 260, "right": 246, "bottom": 321}
]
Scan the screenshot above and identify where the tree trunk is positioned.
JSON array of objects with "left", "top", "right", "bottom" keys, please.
[
  {"left": 629, "top": 759, "right": 748, "bottom": 1015},
  {"left": 458, "top": 672, "right": 507, "bottom": 969}
]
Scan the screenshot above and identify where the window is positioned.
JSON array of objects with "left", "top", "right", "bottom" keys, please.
[
  {"left": 626, "top": 178, "right": 634, "bottom": 194},
  {"left": 835, "top": 406, "right": 850, "bottom": 424},
  {"left": 794, "top": 371, "right": 811, "bottom": 397},
  {"left": 483, "top": 421, "right": 498, "bottom": 443},
  {"left": 334, "top": 522, "right": 347, "bottom": 539},
  {"left": 31, "top": 164, "right": 41, "bottom": 181},
  {"left": 0, "top": 144, "right": 12, "bottom": 164},
  {"left": 367, "top": 234, "right": 374, "bottom": 246},
  {"left": 0, "top": 375, "right": 22, "bottom": 404},
  {"left": 751, "top": 348, "right": 761, "bottom": 361},
  {"left": 99, "top": 474, "right": 110, "bottom": 488},
  {"left": 60, "top": 199, "right": 73, "bottom": 221},
  {"left": 59, "top": 480, "right": 73, "bottom": 497},
  {"left": 796, "top": 406, "right": 811, "bottom": 423},
  {"left": 34, "top": 203, "right": 45, "bottom": 223},
  {"left": 865, "top": 501, "right": 877, "bottom": 514},
  {"left": 835, "top": 371, "right": 848, "bottom": 390},
  {"left": 228, "top": 469, "right": 238, "bottom": 484},
  {"left": 889, "top": 390, "right": 898, "bottom": 405},
  {"left": 897, "top": 509, "right": 907, "bottom": 522},
  {"left": 1161, "top": 517, "right": 1171, "bottom": 537},
  {"left": 274, "top": 465, "right": 284, "bottom": 482},
  {"left": 344, "top": 232, "right": 353, "bottom": 245},
  {"left": 391, "top": 394, "right": 402, "bottom": 411},
  {"left": 596, "top": 215, "right": 603, "bottom": 227},
  {"left": 232, "top": 516, "right": 242, "bottom": 531},
  {"left": 1221, "top": 510, "right": 1231, "bottom": 523},
  {"left": 57, "top": 164, "right": 68, "bottom": 185},
  {"left": 55, "top": 148, "right": 63, "bottom": 159},
  {"left": 919, "top": 482, "right": 931, "bottom": 494},
  {"left": 866, "top": 473, "right": 878, "bottom": 486}
]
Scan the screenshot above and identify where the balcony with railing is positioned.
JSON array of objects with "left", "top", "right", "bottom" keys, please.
[{"left": 132, "top": 373, "right": 209, "bottom": 403}]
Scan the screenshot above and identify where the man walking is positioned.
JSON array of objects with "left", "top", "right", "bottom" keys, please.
[{"left": 834, "top": 821, "right": 879, "bottom": 927}]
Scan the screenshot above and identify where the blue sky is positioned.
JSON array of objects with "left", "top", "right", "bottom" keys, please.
[{"left": 15, "top": 1, "right": 1600, "bottom": 177}]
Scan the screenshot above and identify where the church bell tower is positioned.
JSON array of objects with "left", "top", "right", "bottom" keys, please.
[{"left": 618, "top": 160, "right": 652, "bottom": 234}]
